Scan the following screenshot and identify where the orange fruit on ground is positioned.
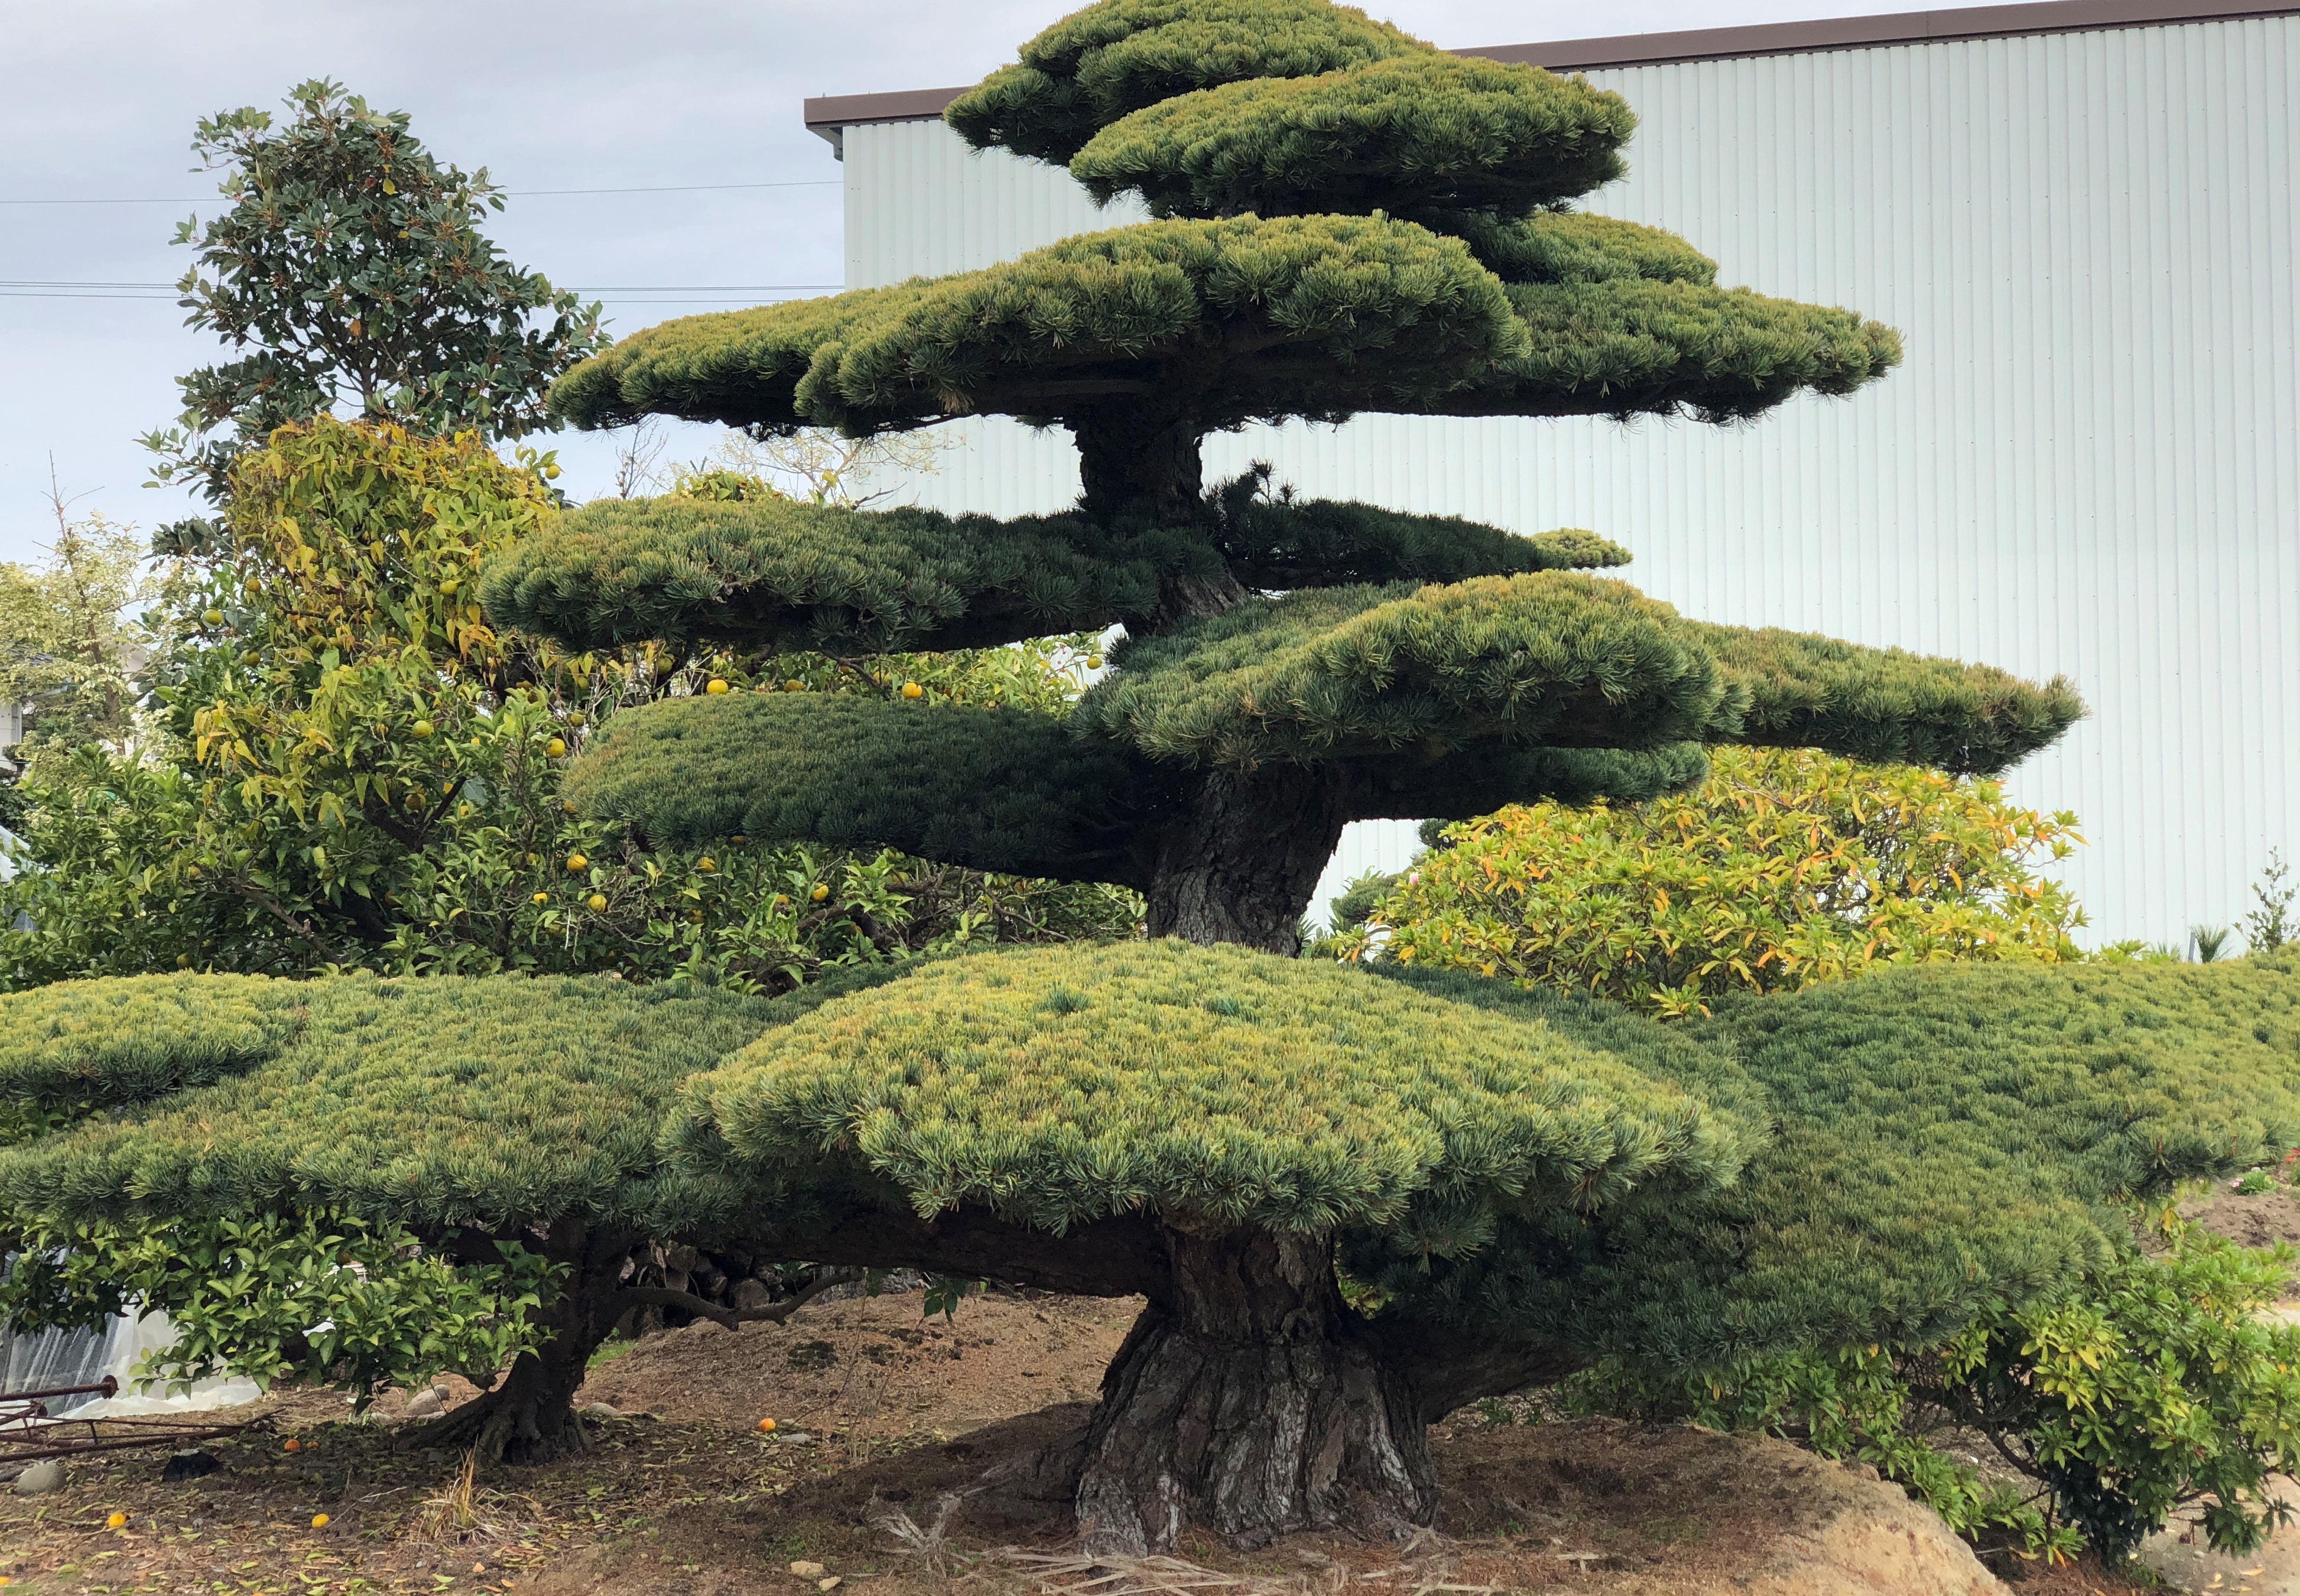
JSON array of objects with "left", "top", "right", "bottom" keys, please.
[
  {"left": 284, "top": 1439, "right": 301, "bottom": 1452},
  {"left": 107, "top": 1512, "right": 126, "bottom": 1528},
  {"left": 758, "top": 1417, "right": 777, "bottom": 1432},
  {"left": 312, "top": 1514, "right": 330, "bottom": 1529}
]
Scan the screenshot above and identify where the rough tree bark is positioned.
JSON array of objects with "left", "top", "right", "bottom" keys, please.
[
  {"left": 404, "top": 1218, "right": 635, "bottom": 1465},
  {"left": 1145, "top": 771, "right": 1354, "bottom": 955},
  {"left": 1074, "top": 1226, "right": 1438, "bottom": 1555}
]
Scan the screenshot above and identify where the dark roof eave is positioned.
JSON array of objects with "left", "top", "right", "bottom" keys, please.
[{"left": 803, "top": 0, "right": 2300, "bottom": 148}]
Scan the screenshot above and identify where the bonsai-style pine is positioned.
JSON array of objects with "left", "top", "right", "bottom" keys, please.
[
  {"left": 482, "top": 0, "right": 2082, "bottom": 953},
  {"left": 9, "top": 951, "right": 2299, "bottom": 1551}
]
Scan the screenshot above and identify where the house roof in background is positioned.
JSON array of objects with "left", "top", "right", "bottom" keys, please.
[{"left": 803, "top": 0, "right": 2300, "bottom": 145}]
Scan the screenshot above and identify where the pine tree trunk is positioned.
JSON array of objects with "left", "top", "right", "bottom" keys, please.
[
  {"left": 1074, "top": 1227, "right": 1438, "bottom": 1555},
  {"left": 403, "top": 1220, "right": 632, "bottom": 1466},
  {"left": 1145, "top": 772, "right": 1352, "bottom": 955},
  {"left": 1073, "top": 409, "right": 1206, "bottom": 524}
]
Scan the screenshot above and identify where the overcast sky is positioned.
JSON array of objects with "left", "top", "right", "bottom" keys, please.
[{"left": 0, "top": 0, "right": 2000, "bottom": 564}]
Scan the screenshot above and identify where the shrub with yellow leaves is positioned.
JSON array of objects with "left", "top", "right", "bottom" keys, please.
[{"left": 1339, "top": 746, "right": 2084, "bottom": 1016}]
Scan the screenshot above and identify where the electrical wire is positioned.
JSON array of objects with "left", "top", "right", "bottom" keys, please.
[{"left": 0, "top": 180, "right": 841, "bottom": 205}]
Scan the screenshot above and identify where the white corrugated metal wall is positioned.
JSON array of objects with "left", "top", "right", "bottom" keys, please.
[{"left": 834, "top": 15, "right": 2300, "bottom": 944}]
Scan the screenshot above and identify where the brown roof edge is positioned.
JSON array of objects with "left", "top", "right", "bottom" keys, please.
[
  {"left": 803, "top": 0, "right": 2297, "bottom": 147},
  {"left": 1470, "top": 0, "right": 2299, "bottom": 70}
]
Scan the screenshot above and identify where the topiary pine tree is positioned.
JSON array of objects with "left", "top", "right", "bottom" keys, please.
[
  {"left": 480, "top": 0, "right": 2083, "bottom": 955},
  {"left": 8, "top": 950, "right": 2299, "bottom": 1547}
]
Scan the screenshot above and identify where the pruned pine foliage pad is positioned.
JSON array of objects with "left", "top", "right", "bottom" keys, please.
[
  {"left": 945, "top": 0, "right": 1428, "bottom": 164},
  {"left": 0, "top": 974, "right": 307, "bottom": 1110},
  {"left": 1070, "top": 53, "right": 1634, "bottom": 217},
  {"left": 0, "top": 970, "right": 893, "bottom": 1234},
  {"left": 670, "top": 939, "right": 1756, "bottom": 1237},
  {"left": 1371, "top": 957, "right": 2300, "bottom": 1366},
  {"left": 563, "top": 693, "right": 1164, "bottom": 884}
]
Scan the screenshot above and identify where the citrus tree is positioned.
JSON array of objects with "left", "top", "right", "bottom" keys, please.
[
  {"left": 0, "top": 418, "right": 1137, "bottom": 989},
  {"left": 1337, "top": 746, "right": 2087, "bottom": 1015}
]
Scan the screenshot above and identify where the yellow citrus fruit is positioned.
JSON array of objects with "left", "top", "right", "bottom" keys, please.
[
  {"left": 311, "top": 1513, "right": 330, "bottom": 1529},
  {"left": 177, "top": 954, "right": 193, "bottom": 968},
  {"left": 774, "top": 895, "right": 790, "bottom": 909},
  {"left": 587, "top": 893, "right": 609, "bottom": 912},
  {"left": 785, "top": 679, "right": 806, "bottom": 693},
  {"left": 202, "top": 608, "right": 225, "bottom": 627},
  {"left": 1087, "top": 654, "right": 1104, "bottom": 669},
  {"left": 108, "top": 1512, "right": 126, "bottom": 1528},
  {"left": 697, "top": 857, "right": 716, "bottom": 872},
  {"left": 901, "top": 681, "right": 924, "bottom": 699},
  {"left": 566, "top": 853, "right": 588, "bottom": 871},
  {"left": 810, "top": 883, "right": 830, "bottom": 902},
  {"left": 564, "top": 799, "right": 577, "bottom": 814},
  {"left": 706, "top": 678, "right": 730, "bottom": 695},
  {"left": 438, "top": 579, "right": 459, "bottom": 596},
  {"left": 544, "top": 462, "right": 562, "bottom": 480},
  {"left": 545, "top": 737, "right": 568, "bottom": 757},
  {"left": 532, "top": 892, "right": 549, "bottom": 905},
  {"left": 411, "top": 720, "right": 434, "bottom": 738},
  {"left": 568, "top": 712, "right": 586, "bottom": 728},
  {"left": 757, "top": 1417, "right": 777, "bottom": 1433}
]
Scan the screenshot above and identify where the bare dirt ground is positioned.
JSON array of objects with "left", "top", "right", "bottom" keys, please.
[{"left": 0, "top": 1286, "right": 2154, "bottom": 1596}]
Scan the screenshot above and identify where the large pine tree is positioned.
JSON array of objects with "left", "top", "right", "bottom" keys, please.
[{"left": 483, "top": 0, "right": 2081, "bottom": 954}]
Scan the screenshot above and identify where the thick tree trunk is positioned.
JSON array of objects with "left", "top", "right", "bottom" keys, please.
[
  {"left": 1073, "top": 410, "right": 1206, "bottom": 524},
  {"left": 1074, "top": 1227, "right": 1438, "bottom": 1555},
  {"left": 404, "top": 1220, "right": 634, "bottom": 1466},
  {"left": 1145, "top": 771, "right": 1352, "bottom": 955}
]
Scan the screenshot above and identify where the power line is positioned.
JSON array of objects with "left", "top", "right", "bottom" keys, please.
[{"left": 0, "top": 179, "right": 841, "bottom": 206}]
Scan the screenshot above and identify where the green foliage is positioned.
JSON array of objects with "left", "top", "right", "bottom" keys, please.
[
  {"left": 1350, "top": 746, "right": 2087, "bottom": 1016},
  {"left": 1, "top": 420, "right": 1140, "bottom": 989},
  {"left": 140, "top": 79, "right": 604, "bottom": 508},
  {"left": 1076, "top": 581, "right": 2080, "bottom": 777},
  {"left": 0, "top": 1208, "right": 559, "bottom": 1407},
  {"left": 479, "top": 493, "right": 1180, "bottom": 654},
  {"left": 0, "top": 974, "right": 780, "bottom": 1233},
  {"left": 1071, "top": 53, "right": 1632, "bottom": 217},
  {"left": 1077, "top": 575, "right": 1721, "bottom": 766},
  {"left": 565, "top": 214, "right": 1528, "bottom": 440},
  {"left": 946, "top": 0, "right": 1425, "bottom": 164},
  {"left": 563, "top": 692, "right": 1163, "bottom": 885},
  {"left": 1687, "top": 622, "right": 2085, "bottom": 775},
  {"left": 1363, "top": 958, "right": 2300, "bottom": 1370},
  {"left": 1571, "top": 1217, "right": 2300, "bottom": 1562},
  {"left": 1470, "top": 281, "right": 1901, "bottom": 424},
  {"left": 668, "top": 939, "right": 1755, "bottom": 1237},
  {"left": 0, "top": 506, "right": 160, "bottom": 777},
  {"left": 1430, "top": 210, "right": 1718, "bottom": 286},
  {"left": 2247, "top": 850, "right": 2294, "bottom": 954},
  {"left": 0, "top": 973, "right": 306, "bottom": 1109},
  {"left": 1206, "top": 468, "right": 1631, "bottom": 587}
]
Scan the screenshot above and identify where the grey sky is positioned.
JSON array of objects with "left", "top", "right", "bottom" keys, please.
[{"left": 1, "top": 0, "right": 1995, "bottom": 563}]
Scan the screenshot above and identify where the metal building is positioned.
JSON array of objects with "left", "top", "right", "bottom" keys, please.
[{"left": 802, "top": 0, "right": 2300, "bottom": 944}]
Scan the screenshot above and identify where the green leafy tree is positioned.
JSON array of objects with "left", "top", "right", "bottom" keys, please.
[
  {"left": 138, "top": 79, "right": 606, "bottom": 516},
  {"left": 0, "top": 482, "right": 160, "bottom": 788},
  {"left": 1337, "top": 746, "right": 2087, "bottom": 1016},
  {"left": 0, "top": 419, "right": 1136, "bottom": 987},
  {"left": 487, "top": 0, "right": 2082, "bottom": 958}
]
